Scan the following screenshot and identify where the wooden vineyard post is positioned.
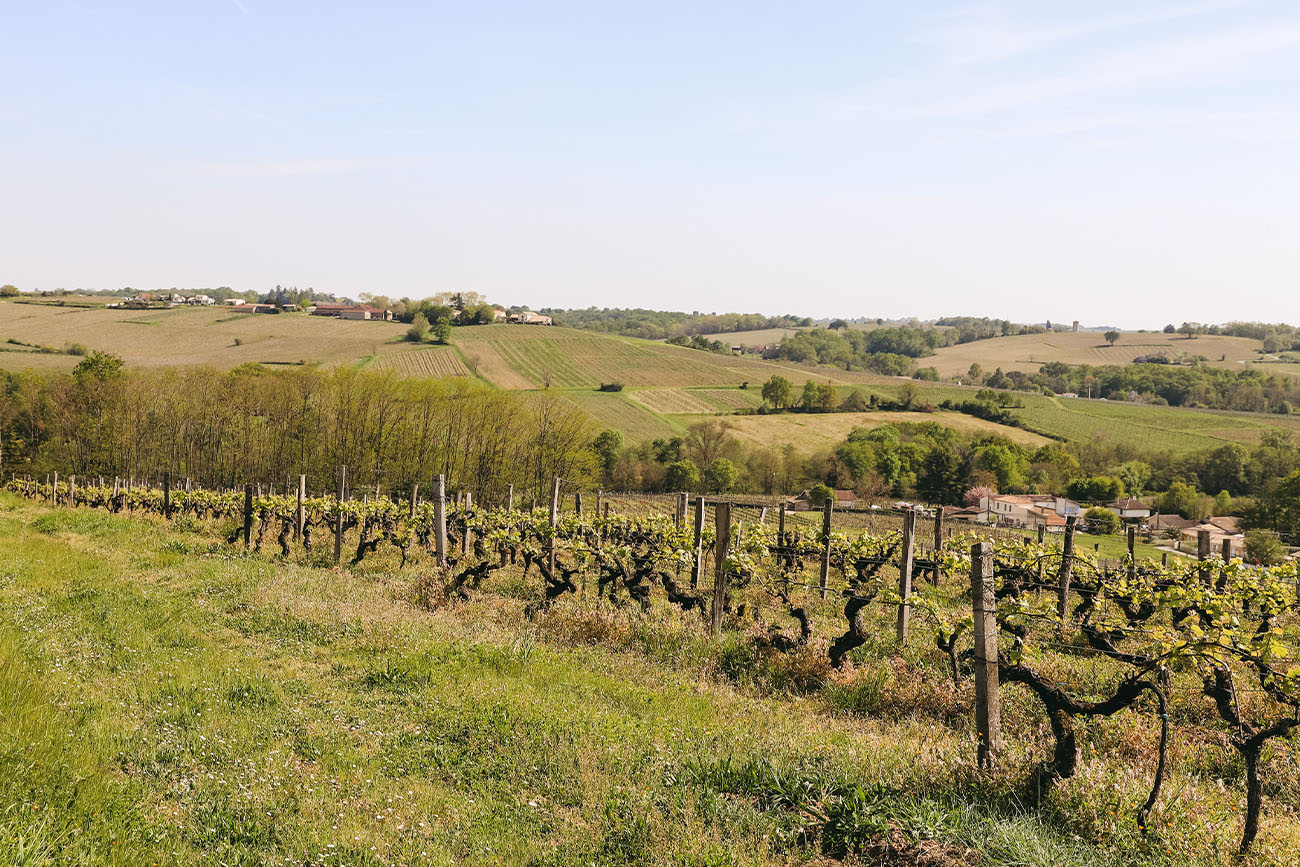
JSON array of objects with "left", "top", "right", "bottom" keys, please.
[
  {"left": 691, "top": 496, "right": 705, "bottom": 590},
  {"left": 68, "top": 475, "right": 76, "bottom": 507},
  {"left": 334, "top": 465, "right": 346, "bottom": 565},
  {"left": 462, "top": 492, "right": 473, "bottom": 555},
  {"left": 594, "top": 489, "right": 602, "bottom": 519},
  {"left": 296, "top": 475, "right": 306, "bottom": 539},
  {"left": 575, "top": 491, "right": 583, "bottom": 517},
  {"left": 1127, "top": 525, "right": 1137, "bottom": 582},
  {"left": 52, "top": 471, "right": 58, "bottom": 506},
  {"left": 1161, "top": 551, "right": 1169, "bottom": 567},
  {"left": 603, "top": 502, "right": 610, "bottom": 519},
  {"left": 1222, "top": 538, "right": 1233, "bottom": 563},
  {"left": 675, "top": 492, "right": 687, "bottom": 528},
  {"left": 971, "top": 541, "right": 1001, "bottom": 770},
  {"left": 163, "top": 471, "right": 170, "bottom": 515},
  {"left": 548, "top": 476, "right": 560, "bottom": 572},
  {"left": 931, "top": 509, "right": 943, "bottom": 584},
  {"left": 434, "top": 474, "right": 447, "bottom": 567},
  {"left": 1037, "top": 523, "right": 1046, "bottom": 545},
  {"left": 507, "top": 483, "right": 514, "bottom": 512},
  {"left": 1057, "top": 515, "right": 1077, "bottom": 624},
  {"left": 758, "top": 505, "right": 767, "bottom": 524},
  {"left": 1197, "top": 528, "right": 1212, "bottom": 584},
  {"left": 819, "top": 498, "right": 833, "bottom": 600},
  {"left": 711, "top": 502, "right": 731, "bottom": 638},
  {"left": 409, "top": 482, "right": 419, "bottom": 518},
  {"left": 896, "top": 509, "right": 917, "bottom": 644},
  {"left": 777, "top": 503, "right": 788, "bottom": 592},
  {"left": 243, "top": 484, "right": 254, "bottom": 550}
]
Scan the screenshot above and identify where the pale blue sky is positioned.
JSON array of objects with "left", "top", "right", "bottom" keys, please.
[{"left": 3, "top": 1, "right": 1298, "bottom": 326}]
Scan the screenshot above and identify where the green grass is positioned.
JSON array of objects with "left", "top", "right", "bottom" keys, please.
[
  {"left": 3, "top": 494, "right": 1284, "bottom": 864},
  {"left": 560, "top": 390, "right": 686, "bottom": 442}
]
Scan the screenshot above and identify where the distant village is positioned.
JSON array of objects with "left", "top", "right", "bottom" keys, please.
[{"left": 107, "top": 293, "right": 554, "bottom": 325}]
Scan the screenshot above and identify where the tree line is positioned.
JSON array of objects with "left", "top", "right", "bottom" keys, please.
[{"left": 0, "top": 355, "right": 597, "bottom": 503}]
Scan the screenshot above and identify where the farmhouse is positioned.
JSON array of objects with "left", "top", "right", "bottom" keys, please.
[
  {"left": 977, "top": 494, "right": 1074, "bottom": 531},
  {"left": 230, "top": 303, "right": 279, "bottom": 314},
  {"left": 1178, "top": 520, "right": 1245, "bottom": 558},
  {"left": 1108, "top": 498, "right": 1153, "bottom": 522},
  {"left": 509, "top": 311, "right": 553, "bottom": 325},
  {"left": 309, "top": 304, "right": 393, "bottom": 321},
  {"left": 222, "top": 298, "right": 246, "bottom": 306}
]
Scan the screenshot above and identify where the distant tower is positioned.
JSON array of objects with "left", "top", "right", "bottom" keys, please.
[{"left": 1072, "top": 320, "right": 1080, "bottom": 333}]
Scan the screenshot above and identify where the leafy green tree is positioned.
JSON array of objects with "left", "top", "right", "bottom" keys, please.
[
  {"left": 592, "top": 429, "right": 623, "bottom": 484},
  {"left": 0, "top": 284, "right": 19, "bottom": 297},
  {"left": 1104, "top": 330, "right": 1120, "bottom": 346},
  {"left": 760, "top": 375, "right": 793, "bottom": 410},
  {"left": 808, "top": 482, "right": 834, "bottom": 506},
  {"left": 1244, "top": 471, "right": 1300, "bottom": 538},
  {"left": 1114, "top": 461, "right": 1151, "bottom": 498},
  {"left": 919, "top": 447, "right": 967, "bottom": 505},
  {"left": 663, "top": 459, "right": 699, "bottom": 492},
  {"left": 1158, "top": 481, "right": 1205, "bottom": 519},
  {"left": 839, "top": 389, "right": 870, "bottom": 412},
  {"left": 72, "top": 351, "right": 125, "bottom": 381},
  {"left": 703, "top": 457, "right": 738, "bottom": 493},
  {"left": 977, "top": 443, "right": 1029, "bottom": 493},
  {"left": 1244, "top": 529, "right": 1285, "bottom": 565},
  {"left": 897, "top": 380, "right": 921, "bottom": 410},
  {"left": 800, "top": 380, "right": 820, "bottom": 410},
  {"left": 430, "top": 316, "right": 452, "bottom": 344},
  {"left": 1213, "top": 489, "right": 1233, "bottom": 515},
  {"left": 1084, "top": 506, "right": 1120, "bottom": 534},
  {"left": 815, "top": 383, "right": 838, "bottom": 411},
  {"left": 406, "top": 312, "right": 430, "bottom": 342}
]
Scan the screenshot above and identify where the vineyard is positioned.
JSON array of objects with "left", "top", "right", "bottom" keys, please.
[
  {"left": 370, "top": 347, "right": 474, "bottom": 379},
  {"left": 6, "top": 475, "right": 1300, "bottom": 863}
]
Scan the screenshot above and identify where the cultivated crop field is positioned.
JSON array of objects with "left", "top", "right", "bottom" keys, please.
[
  {"left": 453, "top": 325, "right": 878, "bottom": 390},
  {"left": 370, "top": 346, "right": 473, "bottom": 379},
  {"left": 628, "top": 386, "right": 764, "bottom": 415},
  {"left": 0, "top": 299, "right": 411, "bottom": 369},
  {"left": 928, "top": 331, "right": 1265, "bottom": 378},
  {"left": 1011, "top": 395, "right": 1300, "bottom": 452},
  {"left": 558, "top": 390, "right": 685, "bottom": 442}
]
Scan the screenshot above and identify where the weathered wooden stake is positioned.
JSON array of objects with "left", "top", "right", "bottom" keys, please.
[
  {"left": 897, "top": 509, "right": 917, "bottom": 644},
  {"left": 163, "top": 471, "right": 171, "bottom": 515},
  {"left": 52, "top": 471, "right": 58, "bottom": 506},
  {"left": 434, "top": 474, "right": 447, "bottom": 567},
  {"left": 932, "top": 509, "right": 943, "bottom": 584},
  {"left": 296, "top": 474, "right": 306, "bottom": 539},
  {"left": 818, "top": 499, "right": 833, "bottom": 600},
  {"left": 575, "top": 491, "right": 583, "bottom": 517},
  {"left": 1221, "top": 538, "right": 1232, "bottom": 563},
  {"left": 971, "top": 541, "right": 1001, "bottom": 770},
  {"left": 507, "top": 483, "right": 514, "bottom": 512},
  {"left": 1127, "top": 525, "right": 1137, "bottom": 582},
  {"left": 548, "top": 476, "right": 560, "bottom": 572},
  {"left": 711, "top": 501, "right": 731, "bottom": 638},
  {"left": 410, "top": 482, "right": 419, "bottom": 518},
  {"left": 243, "top": 484, "right": 254, "bottom": 550},
  {"left": 333, "top": 465, "right": 346, "bottom": 565},
  {"left": 691, "top": 496, "right": 705, "bottom": 590},
  {"left": 462, "top": 491, "right": 473, "bottom": 555},
  {"left": 1058, "top": 515, "right": 1077, "bottom": 623}
]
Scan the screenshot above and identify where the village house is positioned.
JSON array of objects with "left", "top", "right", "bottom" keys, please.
[
  {"left": 1108, "top": 498, "right": 1153, "bottom": 522},
  {"left": 308, "top": 303, "right": 392, "bottom": 321},
  {"left": 222, "top": 298, "right": 246, "bottom": 306},
  {"left": 1177, "top": 517, "right": 1246, "bottom": 558},
  {"left": 977, "top": 493, "right": 1078, "bottom": 530}
]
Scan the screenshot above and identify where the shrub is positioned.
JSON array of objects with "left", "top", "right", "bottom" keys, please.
[
  {"left": 1084, "top": 506, "right": 1120, "bottom": 534},
  {"left": 1245, "top": 529, "right": 1286, "bottom": 565},
  {"left": 598, "top": 382, "right": 624, "bottom": 392}
]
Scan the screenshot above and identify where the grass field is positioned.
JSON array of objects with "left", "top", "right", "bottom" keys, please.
[{"left": 928, "top": 331, "right": 1265, "bottom": 378}]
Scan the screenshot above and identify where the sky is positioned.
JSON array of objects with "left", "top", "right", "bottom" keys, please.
[{"left": 2, "top": 0, "right": 1299, "bottom": 328}]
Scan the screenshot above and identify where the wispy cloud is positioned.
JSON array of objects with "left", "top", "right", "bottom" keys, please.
[{"left": 230, "top": 0, "right": 251, "bottom": 17}]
